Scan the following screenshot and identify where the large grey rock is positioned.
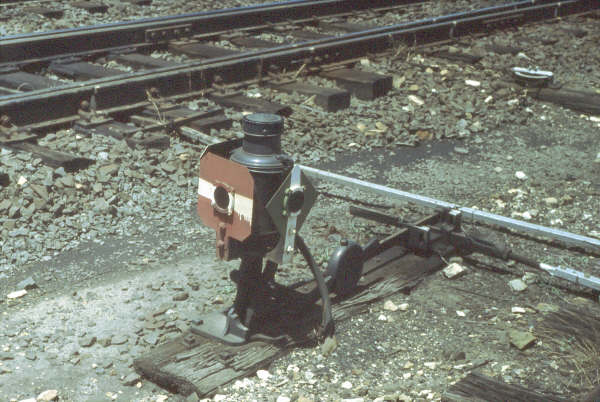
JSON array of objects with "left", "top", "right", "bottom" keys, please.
[
  {"left": 508, "top": 329, "right": 536, "bottom": 350},
  {"left": 17, "top": 276, "right": 37, "bottom": 290}
]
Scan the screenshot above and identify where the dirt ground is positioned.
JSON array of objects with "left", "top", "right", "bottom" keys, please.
[{"left": 0, "top": 2, "right": 599, "bottom": 402}]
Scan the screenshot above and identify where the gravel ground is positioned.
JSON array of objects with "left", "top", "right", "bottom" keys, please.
[{"left": 0, "top": 1, "right": 599, "bottom": 402}]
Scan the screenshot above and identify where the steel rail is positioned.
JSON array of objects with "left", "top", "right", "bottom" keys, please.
[
  {"left": 298, "top": 165, "right": 600, "bottom": 254},
  {"left": 0, "top": 0, "right": 424, "bottom": 63},
  {"left": 0, "top": 0, "right": 597, "bottom": 127}
]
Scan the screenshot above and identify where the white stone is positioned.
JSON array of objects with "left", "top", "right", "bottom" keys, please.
[
  {"left": 544, "top": 197, "right": 559, "bottom": 206},
  {"left": 493, "top": 167, "right": 503, "bottom": 173},
  {"left": 360, "top": 58, "right": 370, "bottom": 66},
  {"left": 511, "top": 306, "right": 526, "bottom": 314},
  {"left": 393, "top": 75, "right": 406, "bottom": 88},
  {"left": 156, "top": 396, "right": 168, "bottom": 402},
  {"left": 515, "top": 171, "right": 528, "bottom": 180},
  {"left": 341, "top": 380, "right": 353, "bottom": 389},
  {"left": 402, "top": 372, "right": 412, "bottom": 379},
  {"left": 522, "top": 272, "right": 538, "bottom": 284},
  {"left": 36, "top": 390, "right": 58, "bottom": 401},
  {"left": 213, "top": 395, "right": 227, "bottom": 402},
  {"left": 465, "top": 79, "right": 481, "bottom": 87},
  {"left": 17, "top": 176, "right": 27, "bottom": 186},
  {"left": 408, "top": 95, "right": 424, "bottom": 106},
  {"left": 456, "top": 310, "right": 466, "bottom": 317},
  {"left": 443, "top": 262, "right": 467, "bottom": 279},
  {"left": 256, "top": 369, "right": 271, "bottom": 381},
  {"left": 383, "top": 300, "right": 399, "bottom": 311},
  {"left": 484, "top": 95, "right": 493, "bottom": 103},
  {"left": 424, "top": 362, "right": 438, "bottom": 369},
  {"left": 233, "top": 378, "right": 253, "bottom": 390},
  {"left": 509, "top": 278, "right": 527, "bottom": 292},
  {"left": 590, "top": 116, "right": 600, "bottom": 123},
  {"left": 398, "top": 303, "right": 409, "bottom": 311},
  {"left": 378, "top": 314, "right": 388, "bottom": 321},
  {"left": 7, "top": 289, "right": 27, "bottom": 299},
  {"left": 276, "top": 396, "right": 291, "bottom": 402}
]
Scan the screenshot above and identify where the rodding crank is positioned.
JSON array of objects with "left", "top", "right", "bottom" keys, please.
[{"left": 194, "top": 113, "right": 361, "bottom": 345}]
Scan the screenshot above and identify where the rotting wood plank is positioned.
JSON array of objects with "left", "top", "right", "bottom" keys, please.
[
  {"left": 126, "top": 134, "right": 170, "bottom": 149},
  {"left": 485, "top": 43, "right": 522, "bottom": 55},
  {"left": 169, "top": 42, "right": 240, "bottom": 59},
  {"left": 3, "top": 142, "right": 94, "bottom": 172},
  {"left": 530, "top": 86, "right": 600, "bottom": 115},
  {"left": 230, "top": 37, "right": 280, "bottom": 49},
  {"left": 140, "top": 107, "right": 232, "bottom": 134},
  {"left": 74, "top": 119, "right": 139, "bottom": 140},
  {"left": 318, "top": 21, "right": 374, "bottom": 32},
  {"left": 289, "top": 30, "right": 330, "bottom": 41},
  {"left": 0, "top": 172, "right": 9, "bottom": 187},
  {"left": 72, "top": 1, "right": 108, "bottom": 13},
  {"left": 442, "top": 371, "right": 568, "bottom": 402},
  {"left": 24, "top": 6, "right": 64, "bottom": 18},
  {"left": 107, "top": 53, "right": 180, "bottom": 70},
  {"left": 48, "top": 61, "right": 124, "bottom": 80},
  {"left": 134, "top": 246, "right": 444, "bottom": 397},
  {"left": 0, "top": 72, "right": 60, "bottom": 91},
  {"left": 269, "top": 82, "right": 350, "bottom": 112},
  {"left": 209, "top": 94, "right": 292, "bottom": 116},
  {"left": 141, "top": 106, "right": 223, "bottom": 121},
  {"left": 122, "top": 0, "right": 152, "bottom": 5},
  {"left": 320, "top": 68, "right": 392, "bottom": 100},
  {"left": 432, "top": 50, "right": 483, "bottom": 64}
]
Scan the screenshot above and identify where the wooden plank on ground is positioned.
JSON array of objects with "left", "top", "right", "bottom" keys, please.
[
  {"left": 531, "top": 87, "right": 600, "bottom": 115},
  {"left": 4, "top": 142, "right": 94, "bottom": 171},
  {"left": 141, "top": 107, "right": 233, "bottom": 134},
  {"left": 108, "top": 53, "right": 180, "bottom": 70},
  {"left": 230, "top": 37, "right": 280, "bottom": 49},
  {"left": 442, "top": 371, "right": 568, "bottom": 402},
  {"left": 318, "top": 21, "right": 374, "bottom": 32},
  {"left": 134, "top": 246, "right": 444, "bottom": 397},
  {"left": 122, "top": 0, "right": 151, "bottom": 5},
  {"left": 72, "top": 1, "right": 108, "bottom": 13},
  {"left": 209, "top": 94, "right": 292, "bottom": 116},
  {"left": 0, "top": 72, "right": 60, "bottom": 91},
  {"left": 25, "top": 6, "right": 64, "bottom": 18},
  {"left": 169, "top": 43, "right": 239, "bottom": 59},
  {"left": 289, "top": 30, "right": 330, "bottom": 41},
  {"left": 432, "top": 50, "right": 483, "bottom": 64},
  {"left": 49, "top": 61, "right": 124, "bottom": 80},
  {"left": 269, "top": 82, "right": 350, "bottom": 112},
  {"left": 321, "top": 68, "right": 392, "bottom": 100},
  {"left": 0, "top": 172, "right": 9, "bottom": 187}
]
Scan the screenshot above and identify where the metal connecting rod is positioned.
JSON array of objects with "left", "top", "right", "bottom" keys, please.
[{"left": 298, "top": 165, "right": 600, "bottom": 254}]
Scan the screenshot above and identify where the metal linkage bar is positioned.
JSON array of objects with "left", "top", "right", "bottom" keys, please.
[{"left": 298, "top": 165, "right": 600, "bottom": 254}]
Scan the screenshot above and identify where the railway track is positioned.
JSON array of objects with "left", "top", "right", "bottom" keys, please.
[{"left": 0, "top": 0, "right": 596, "bottom": 141}]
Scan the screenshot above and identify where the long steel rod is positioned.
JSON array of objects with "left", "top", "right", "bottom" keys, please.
[{"left": 298, "top": 165, "right": 600, "bottom": 254}]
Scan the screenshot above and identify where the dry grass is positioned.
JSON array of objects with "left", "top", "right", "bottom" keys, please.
[{"left": 536, "top": 304, "right": 600, "bottom": 389}]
